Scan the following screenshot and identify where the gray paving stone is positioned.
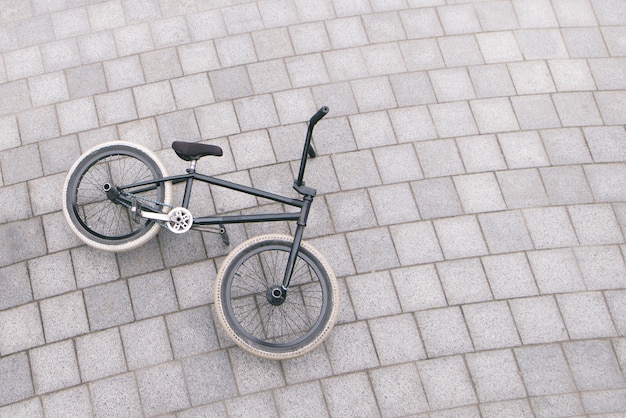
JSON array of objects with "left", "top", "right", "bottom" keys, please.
[
  {"left": 0, "top": 398, "right": 43, "bottom": 417},
  {"left": 28, "top": 251, "right": 75, "bottom": 299},
  {"left": 28, "top": 72, "right": 69, "bottom": 107},
  {"left": 324, "top": 48, "right": 367, "bottom": 82},
  {"left": 390, "top": 265, "right": 445, "bottom": 312},
  {"left": 463, "top": 301, "right": 521, "bottom": 350},
  {"left": 332, "top": 149, "right": 382, "bottom": 190},
  {"left": 0, "top": 302, "right": 44, "bottom": 355},
  {"left": 553, "top": 92, "right": 604, "bottom": 127},
  {"left": 38, "top": 135, "right": 81, "bottom": 176},
  {"left": 529, "top": 393, "right": 584, "bottom": 418},
  {"left": 136, "top": 362, "right": 191, "bottom": 416},
  {"left": 25, "top": 174, "right": 60, "bottom": 216},
  {"left": 557, "top": 292, "right": 618, "bottom": 339},
  {"left": 389, "top": 72, "right": 436, "bottom": 106},
  {"left": 247, "top": 60, "right": 291, "bottom": 95},
  {"left": 89, "top": 373, "right": 143, "bottom": 418},
  {"left": 252, "top": 27, "right": 295, "bottom": 61},
  {"left": 87, "top": 0, "right": 125, "bottom": 31},
  {"left": 522, "top": 206, "right": 579, "bottom": 249},
  {"left": 56, "top": 97, "right": 99, "bottom": 135},
  {"left": 0, "top": 352, "right": 34, "bottom": 407},
  {"left": 0, "top": 262, "right": 32, "bottom": 311},
  {"left": 362, "top": 43, "right": 407, "bottom": 76},
  {"left": 121, "top": 316, "right": 173, "bottom": 370},
  {"left": 170, "top": 259, "right": 215, "bottom": 309},
  {"left": 476, "top": 31, "right": 523, "bottom": 64},
  {"left": 456, "top": 135, "right": 507, "bottom": 173},
  {"left": 281, "top": 344, "right": 334, "bottom": 384},
  {"left": 602, "top": 26, "right": 626, "bottom": 56},
  {"left": 233, "top": 95, "right": 279, "bottom": 132},
  {"left": 156, "top": 110, "right": 201, "bottom": 148},
  {"left": 95, "top": 89, "right": 138, "bottom": 126},
  {"left": 415, "top": 139, "right": 465, "bottom": 178},
  {"left": 39, "top": 39, "right": 80, "bottom": 73},
  {"left": 351, "top": 78, "right": 397, "bottom": 113},
  {"left": 65, "top": 63, "right": 107, "bottom": 98},
  {"left": 466, "top": 349, "right": 527, "bottom": 403},
  {"left": 322, "top": 372, "right": 380, "bottom": 417},
  {"left": 128, "top": 270, "right": 178, "bottom": 319},
  {"left": 133, "top": 81, "right": 176, "bottom": 118},
  {"left": 325, "top": 16, "right": 367, "bottom": 50},
  {"left": 562, "top": 27, "right": 608, "bottom": 58},
  {"left": 0, "top": 80, "right": 31, "bottom": 117},
  {"left": 140, "top": 48, "right": 181, "bottom": 83},
  {"left": 117, "top": 117, "right": 161, "bottom": 150},
  {"left": 0, "top": 218, "right": 48, "bottom": 267},
  {"left": 549, "top": 59, "right": 596, "bottom": 92},
  {"left": 516, "top": 29, "right": 568, "bottom": 59},
  {"left": 438, "top": 4, "right": 480, "bottom": 35},
  {"left": 226, "top": 391, "right": 278, "bottom": 418},
  {"left": 480, "top": 399, "right": 534, "bottom": 418},
  {"left": 454, "top": 173, "right": 506, "bottom": 214},
  {"left": 417, "top": 355, "right": 477, "bottom": 410},
  {"left": 429, "top": 68, "right": 475, "bottom": 102},
  {"left": 0, "top": 143, "right": 43, "bottom": 185},
  {"left": 257, "top": 0, "right": 299, "bottom": 28},
  {"left": 41, "top": 211, "right": 82, "bottom": 253},
  {"left": 390, "top": 221, "right": 444, "bottom": 265},
  {"left": 400, "top": 38, "right": 445, "bottom": 71},
  {"left": 433, "top": 216, "right": 489, "bottom": 260},
  {"left": 497, "top": 169, "right": 549, "bottom": 208},
  {"left": 580, "top": 389, "right": 626, "bottom": 415},
  {"left": 528, "top": 248, "right": 585, "bottom": 294},
  {"left": 178, "top": 402, "right": 227, "bottom": 418},
  {"left": 469, "top": 64, "right": 516, "bottom": 99},
  {"left": 30, "top": 339, "right": 80, "bottom": 395},
  {"left": 411, "top": 177, "right": 462, "bottom": 220},
  {"left": 569, "top": 204, "right": 624, "bottom": 246},
  {"left": 150, "top": 16, "right": 190, "bottom": 49},
  {"left": 182, "top": 351, "right": 238, "bottom": 405},
  {"left": 588, "top": 57, "right": 626, "bottom": 90},
  {"left": 595, "top": 91, "right": 626, "bottom": 125},
  {"left": 15, "top": 15, "right": 54, "bottom": 49},
  {"left": 170, "top": 74, "right": 214, "bottom": 110},
  {"left": 41, "top": 385, "right": 92, "bottom": 417},
  {"left": 584, "top": 126, "right": 626, "bottom": 163},
  {"left": 563, "top": 339, "right": 625, "bottom": 391},
  {"left": 370, "top": 363, "right": 428, "bottom": 416},
  {"left": 195, "top": 102, "right": 240, "bottom": 141},
  {"left": 369, "top": 314, "right": 426, "bottom": 365},
  {"left": 509, "top": 295, "right": 569, "bottom": 344},
  {"left": 416, "top": 307, "right": 474, "bottom": 357},
  {"left": 308, "top": 234, "right": 356, "bottom": 279},
  {"left": 606, "top": 291, "right": 626, "bottom": 336},
  {"left": 229, "top": 348, "right": 285, "bottom": 394},
  {"left": 474, "top": 1, "right": 519, "bottom": 31},
  {"left": 369, "top": 183, "right": 420, "bottom": 225},
  {"left": 346, "top": 227, "right": 400, "bottom": 273},
  {"left": 515, "top": 344, "right": 576, "bottom": 396},
  {"left": 429, "top": 101, "right": 478, "bottom": 138},
  {"left": 498, "top": 131, "right": 550, "bottom": 169},
  {"left": 39, "top": 291, "right": 89, "bottom": 342},
  {"left": 439, "top": 34, "right": 484, "bottom": 67},
  {"left": 16, "top": 106, "right": 58, "bottom": 144},
  {"left": 540, "top": 127, "right": 592, "bottom": 165},
  {"left": 511, "top": 94, "right": 561, "bottom": 130},
  {"left": 540, "top": 165, "right": 594, "bottom": 205},
  {"left": 574, "top": 245, "right": 626, "bottom": 290},
  {"left": 75, "top": 328, "right": 126, "bottom": 382},
  {"left": 178, "top": 40, "right": 221, "bottom": 75},
  {"left": 83, "top": 280, "right": 134, "bottom": 331},
  {"left": 71, "top": 246, "right": 119, "bottom": 288},
  {"left": 77, "top": 31, "right": 117, "bottom": 64},
  {"left": 508, "top": 61, "right": 556, "bottom": 95},
  {"left": 0, "top": 115, "right": 20, "bottom": 151},
  {"left": 273, "top": 89, "right": 316, "bottom": 125},
  {"left": 325, "top": 321, "right": 379, "bottom": 374},
  {"left": 167, "top": 306, "right": 219, "bottom": 358},
  {"left": 553, "top": 0, "right": 598, "bottom": 26},
  {"left": 437, "top": 258, "right": 492, "bottom": 304},
  {"left": 346, "top": 271, "right": 401, "bottom": 319},
  {"left": 372, "top": 144, "right": 422, "bottom": 184},
  {"left": 0, "top": 183, "right": 31, "bottom": 224},
  {"left": 114, "top": 23, "right": 155, "bottom": 56},
  {"left": 5, "top": 46, "right": 44, "bottom": 81},
  {"left": 274, "top": 381, "right": 330, "bottom": 418}
]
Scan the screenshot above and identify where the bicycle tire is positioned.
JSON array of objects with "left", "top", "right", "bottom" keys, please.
[
  {"left": 215, "top": 234, "right": 339, "bottom": 359},
  {"left": 62, "top": 141, "right": 173, "bottom": 252}
]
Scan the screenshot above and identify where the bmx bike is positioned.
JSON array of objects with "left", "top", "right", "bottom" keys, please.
[{"left": 62, "top": 106, "right": 338, "bottom": 359}]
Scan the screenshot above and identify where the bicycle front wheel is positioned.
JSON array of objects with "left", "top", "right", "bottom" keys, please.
[
  {"left": 62, "top": 141, "right": 172, "bottom": 252},
  {"left": 215, "top": 234, "right": 339, "bottom": 359}
]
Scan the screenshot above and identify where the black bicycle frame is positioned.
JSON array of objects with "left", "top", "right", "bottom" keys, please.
[{"left": 117, "top": 106, "right": 330, "bottom": 291}]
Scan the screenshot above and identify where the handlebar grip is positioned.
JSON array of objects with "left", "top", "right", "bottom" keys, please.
[{"left": 309, "top": 106, "right": 329, "bottom": 126}]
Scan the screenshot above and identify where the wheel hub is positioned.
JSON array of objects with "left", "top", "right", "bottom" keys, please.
[{"left": 266, "top": 285, "right": 286, "bottom": 306}]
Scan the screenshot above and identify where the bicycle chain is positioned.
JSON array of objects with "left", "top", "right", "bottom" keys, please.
[{"left": 119, "top": 190, "right": 174, "bottom": 229}]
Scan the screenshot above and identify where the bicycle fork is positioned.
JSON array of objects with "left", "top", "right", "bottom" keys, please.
[{"left": 266, "top": 193, "right": 314, "bottom": 306}]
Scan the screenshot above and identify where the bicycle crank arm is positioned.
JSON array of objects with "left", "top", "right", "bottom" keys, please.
[{"left": 137, "top": 210, "right": 171, "bottom": 222}]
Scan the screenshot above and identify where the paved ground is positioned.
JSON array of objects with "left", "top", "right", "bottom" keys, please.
[{"left": 1, "top": 0, "right": 625, "bottom": 416}]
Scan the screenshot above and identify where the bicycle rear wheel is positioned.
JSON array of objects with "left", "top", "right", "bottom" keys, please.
[
  {"left": 62, "top": 141, "right": 172, "bottom": 252},
  {"left": 215, "top": 234, "right": 339, "bottom": 359}
]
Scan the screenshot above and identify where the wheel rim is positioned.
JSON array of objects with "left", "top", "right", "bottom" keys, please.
[
  {"left": 223, "top": 243, "right": 331, "bottom": 351},
  {"left": 69, "top": 151, "right": 164, "bottom": 243}
]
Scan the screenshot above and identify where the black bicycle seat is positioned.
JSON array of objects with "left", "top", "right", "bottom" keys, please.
[{"left": 172, "top": 141, "right": 223, "bottom": 161}]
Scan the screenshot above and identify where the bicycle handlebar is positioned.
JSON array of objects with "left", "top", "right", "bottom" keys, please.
[{"left": 295, "top": 106, "right": 329, "bottom": 189}]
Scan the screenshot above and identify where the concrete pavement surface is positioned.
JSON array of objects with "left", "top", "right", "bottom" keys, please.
[{"left": 0, "top": 0, "right": 625, "bottom": 416}]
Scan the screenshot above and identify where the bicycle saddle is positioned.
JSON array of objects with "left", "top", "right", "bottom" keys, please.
[{"left": 172, "top": 141, "right": 223, "bottom": 161}]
